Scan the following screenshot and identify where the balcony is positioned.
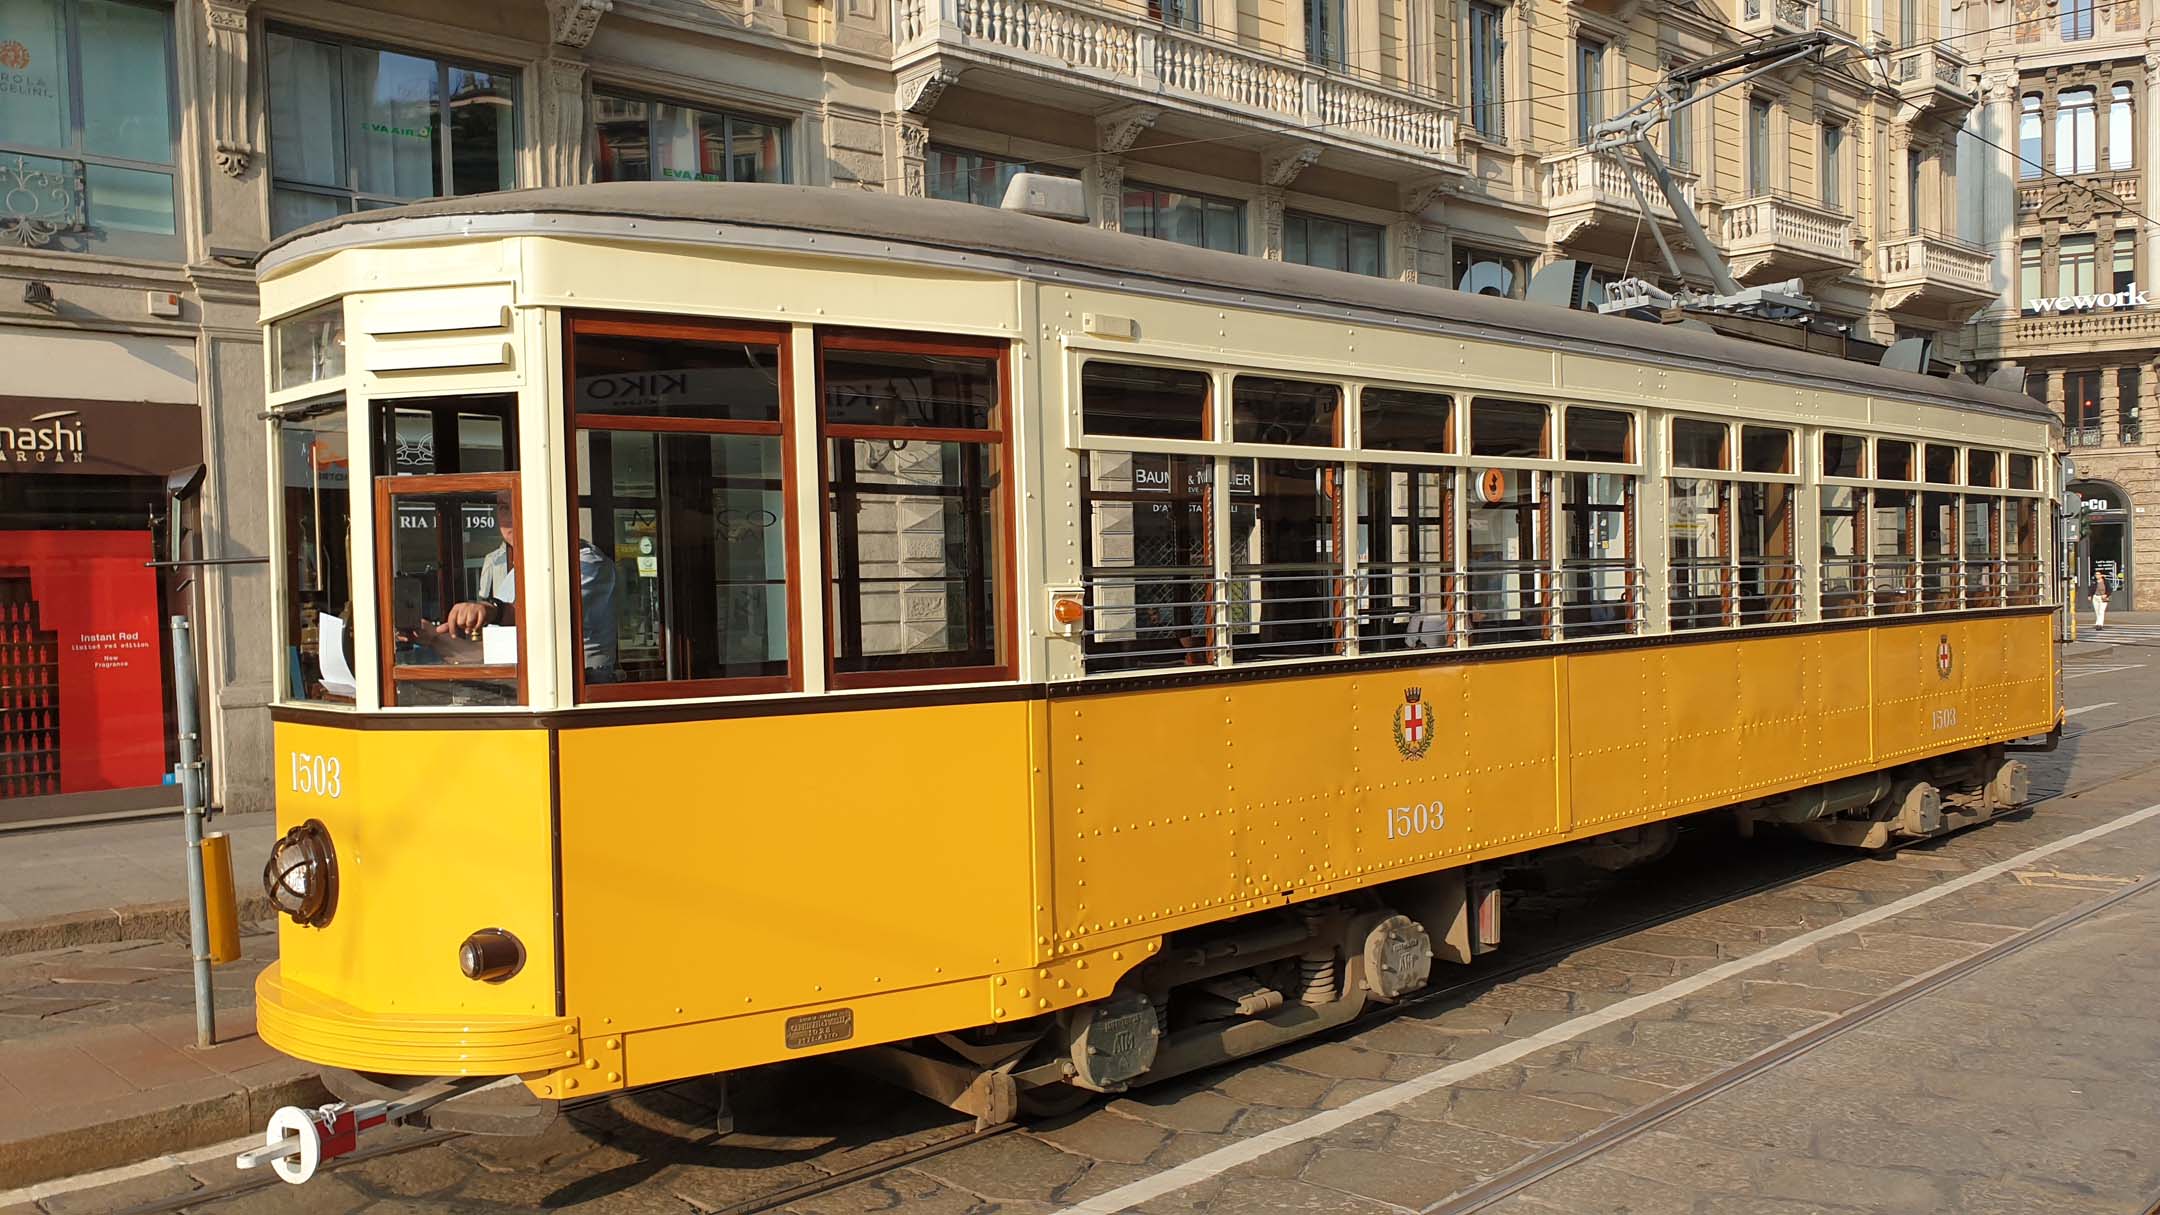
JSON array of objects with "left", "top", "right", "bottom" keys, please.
[
  {"left": 1718, "top": 193, "right": 1858, "bottom": 281},
  {"left": 1540, "top": 148, "right": 1700, "bottom": 253},
  {"left": 891, "top": 0, "right": 1462, "bottom": 173},
  {"left": 0, "top": 154, "right": 88, "bottom": 250},
  {"left": 1988, "top": 306, "right": 2160, "bottom": 357},
  {"left": 1735, "top": 0, "right": 1815, "bottom": 37},
  {"left": 1888, "top": 44, "right": 1975, "bottom": 122},
  {"left": 1877, "top": 231, "right": 1995, "bottom": 322}
]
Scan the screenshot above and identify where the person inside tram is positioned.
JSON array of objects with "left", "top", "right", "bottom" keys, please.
[{"left": 415, "top": 516, "right": 622, "bottom": 683}]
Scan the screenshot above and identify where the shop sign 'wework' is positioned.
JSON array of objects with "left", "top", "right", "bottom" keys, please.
[
  {"left": 2024, "top": 283, "right": 2152, "bottom": 315},
  {"left": 0, "top": 397, "right": 201, "bottom": 477}
]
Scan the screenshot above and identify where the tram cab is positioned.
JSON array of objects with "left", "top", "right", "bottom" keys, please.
[{"left": 252, "top": 183, "right": 2061, "bottom": 1163}]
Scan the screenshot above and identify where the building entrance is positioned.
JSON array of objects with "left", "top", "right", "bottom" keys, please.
[{"left": 2071, "top": 481, "right": 2133, "bottom": 606}]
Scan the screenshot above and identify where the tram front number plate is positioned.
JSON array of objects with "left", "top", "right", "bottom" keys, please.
[{"left": 785, "top": 1008, "right": 855, "bottom": 1050}]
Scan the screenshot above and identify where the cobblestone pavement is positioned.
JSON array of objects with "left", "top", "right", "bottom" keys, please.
[{"left": 12, "top": 661, "right": 2160, "bottom": 1215}]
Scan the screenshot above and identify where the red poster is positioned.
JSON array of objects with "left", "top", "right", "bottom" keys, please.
[{"left": 0, "top": 531, "right": 166, "bottom": 796}]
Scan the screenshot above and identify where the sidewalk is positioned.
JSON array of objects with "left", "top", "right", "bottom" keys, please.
[
  {"left": 0, "top": 814, "right": 277, "bottom": 956},
  {"left": 0, "top": 932, "right": 325, "bottom": 1189}
]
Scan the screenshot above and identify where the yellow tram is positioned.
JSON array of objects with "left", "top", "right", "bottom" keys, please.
[{"left": 250, "top": 181, "right": 2061, "bottom": 1165}]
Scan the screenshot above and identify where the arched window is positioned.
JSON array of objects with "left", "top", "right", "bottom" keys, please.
[
  {"left": 2110, "top": 83, "right": 2135, "bottom": 171},
  {"left": 2058, "top": 87, "right": 2097, "bottom": 175},
  {"left": 2019, "top": 94, "right": 2043, "bottom": 180}
]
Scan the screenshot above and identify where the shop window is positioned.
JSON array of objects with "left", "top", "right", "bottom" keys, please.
[
  {"left": 1284, "top": 212, "right": 1384, "bottom": 277},
  {"left": 1361, "top": 388, "right": 1453, "bottom": 452},
  {"left": 925, "top": 145, "right": 1074, "bottom": 207},
  {"left": 1122, "top": 185, "right": 1243, "bottom": 253},
  {"left": 279, "top": 402, "right": 354, "bottom": 703},
  {"left": 1234, "top": 377, "right": 1341, "bottom": 446},
  {"left": 1819, "top": 485, "right": 1867, "bottom": 619},
  {"left": 1871, "top": 489, "right": 1916, "bottom": 613},
  {"left": 267, "top": 30, "right": 516, "bottom": 235},
  {"left": 1082, "top": 362, "right": 1209, "bottom": 441},
  {"left": 1358, "top": 465, "right": 1454, "bottom": 652},
  {"left": 1467, "top": 468, "right": 1546, "bottom": 644},
  {"left": 1081, "top": 451, "right": 1212, "bottom": 671},
  {"left": 592, "top": 91, "right": 787, "bottom": 186},
  {"left": 1471, "top": 398, "right": 1547, "bottom": 457},
  {"left": 1822, "top": 432, "right": 1867, "bottom": 479},
  {"left": 0, "top": 0, "right": 179, "bottom": 257},
  {"left": 1229, "top": 460, "right": 1343, "bottom": 660},
  {"left": 568, "top": 317, "right": 793, "bottom": 699},
  {"left": 821, "top": 335, "right": 1008, "bottom": 686}
]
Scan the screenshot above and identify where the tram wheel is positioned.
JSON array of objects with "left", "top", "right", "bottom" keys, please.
[{"left": 1016, "top": 1081, "right": 1095, "bottom": 1118}]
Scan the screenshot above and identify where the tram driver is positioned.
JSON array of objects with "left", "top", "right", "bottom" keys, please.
[{"left": 414, "top": 515, "right": 622, "bottom": 684}]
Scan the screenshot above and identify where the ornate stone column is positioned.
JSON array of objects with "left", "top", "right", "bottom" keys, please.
[
  {"left": 1391, "top": 179, "right": 1450, "bottom": 284},
  {"left": 891, "top": 69, "right": 957, "bottom": 198},
  {"left": 2103, "top": 363, "right": 2122, "bottom": 443},
  {"left": 203, "top": 0, "right": 257, "bottom": 178},
  {"left": 1257, "top": 144, "right": 1321, "bottom": 261},
  {"left": 537, "top": 0, "right": 612, "bottom": 188},
  {"left": 1091, "top": 106, "right": 1161, "bottom": 231}
]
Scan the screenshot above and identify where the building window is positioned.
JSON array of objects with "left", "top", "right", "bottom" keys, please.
[
  {"left": 1148, "top": 0, "right": 1201, "bottom": 27},
  {"left": 1906, "top": 149, "right": 1923, "bottom": 234},
  {"left": 1284, "top": 212, "right": 1384, "bottom": 276},
  {"left": 2110, "top": 83, "right": 2135, "bottom": 171},
  {"left": 2115, "top": 229, "right": 2137, "bottom": 292},
  {"left": 1307, "top": 0, "right": 1346, "bottom": 67},
  {"left": 1747, "top": 98, "right": 1773, "bottom": 196},
  {"left": 267, "top": 30, "right": 516, "bottom": 236},
  {"left": 2122, "top": 367, "right": 2144, "bottom": 444},
  {"left": 0, "top": 0, "right": 177, "bottom": 256},
  {"left": 1820, "top": 122, "right": 1843, "bottom": 211},
  {"left": 2020, "top": 239, "right": 2043, "bottom": 303},
  {"left": 1575, "top": 38, "right": 1605, "bottom": 143},
  {"left": 1665, "top": 85, "right": 1693, "bottom": 171},
  {"left": 2062, "top": 0, "right": 2094, "bottom": 39},
  {"left": 2019, "top": 94, "right": 2043, "bottom": 180},
  {"left": 1468, "top": 2, "right": 1506, "bottom": 140},
  {"left": 2057, "top": 87, "right": 2097, "bottom": 174},
  {"left": 2065, "top": 370, "right": 2102, "bottom": 445},
  {"left": 820, "top": 335, "right": 1009, "bottom": 686},
  {"left": 1123, "top": 185, "right": 1244, "bottom": 252},
  {"left": 1898, "top": 0, "right": 1918, "bottom": 39},
  {"left": 591, "top": 91, "right": 786, "bottom": 185},
  {"left": 2062, "top": 232, "right": 2098, "bottom": 295},
  {"left": 924, "top": 146, "right": 1074, "bottom": 207},
  {"left": 1820, "top": 0, "right": 1839, "bottom": 26},
  {"left": 1451, "top": 244, "right": 1527, "bottom": 298}
]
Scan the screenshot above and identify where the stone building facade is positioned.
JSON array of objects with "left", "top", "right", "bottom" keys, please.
[
  {"left": 1969, "top": 0, "right": 2160, "bottom": 608},
  {"left": 0, "top": 0, "right": 2000, "bottom": 821}
]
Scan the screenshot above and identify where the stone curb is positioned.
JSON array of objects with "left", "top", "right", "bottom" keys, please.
[
  {"left": 0, "top": 1069, "right": 332, "bottom": 1191},
  {"left": 0, "top": 897, "right": 277, "bottom": 959}
]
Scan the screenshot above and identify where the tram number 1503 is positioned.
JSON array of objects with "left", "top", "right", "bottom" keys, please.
[
  {"left": 1384, "top": 801, "right": 1446, "bottom": 840},
  {"left": 290, "top": 752, "right": 343, "bottom": 799}
]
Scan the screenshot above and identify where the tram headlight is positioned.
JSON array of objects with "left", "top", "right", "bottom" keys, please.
[
  {"left": 263, "top": 819, "right": 337, "bottom": 928},
  {"left": 459, "top": 928, "right": 525, "bottom": 983}
]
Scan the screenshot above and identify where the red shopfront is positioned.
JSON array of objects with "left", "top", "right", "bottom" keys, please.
[{"left": 0, "top": 396, "right": 203, "bottom": 827}]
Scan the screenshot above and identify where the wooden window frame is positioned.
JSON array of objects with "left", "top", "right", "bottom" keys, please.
[
  {"left": 563, "top": 312, "right": 802, "bottom": 704},
  {"left": 817, "top": 330, "right": 1017, "bottom": 691},
  {"left": 374, "top": 471, "right": 527, "bottom": 706}
]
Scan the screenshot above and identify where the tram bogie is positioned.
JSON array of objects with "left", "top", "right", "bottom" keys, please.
[{"left": 243, "top": 183, "right": 2063, "bottom": 1176}]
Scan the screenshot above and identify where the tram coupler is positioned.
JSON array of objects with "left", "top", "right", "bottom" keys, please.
[{"left": 235, "top": 1075, "right": 490, "bottom": 1183}]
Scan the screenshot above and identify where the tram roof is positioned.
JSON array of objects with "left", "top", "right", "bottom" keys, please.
[{"left": 262, "top": 182, "right": 2047, "bottom": 424}]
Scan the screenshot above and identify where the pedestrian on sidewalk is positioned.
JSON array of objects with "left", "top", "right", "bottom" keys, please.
[{"left": 2093, "top": 571, "right": 2114, "bottom": 630}]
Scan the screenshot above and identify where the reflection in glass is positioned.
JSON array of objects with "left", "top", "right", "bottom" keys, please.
[
  {"left": 271, "top": 302, "right": 346, "bottom": 392},
  {"left": 386, "top": 486, "right": 519, "bottom": 706},
  {"left": 1964, "top": 497, "right": 2000, "bottom": 606},
  {"left": 827, "top": 439, "right": 1000, "bottom": 672},
  {"left": 1081, "top": 452, "right": 1212, "bottom": 671},
  {"left": 1228, "top": 460, "right": 1341, "bottom": 660},
  {"left": 1471, "top": 400, "right": 1547, "bottom": 458},
  {"left": 1668, "top": 477, "right": 1726, "bottom": 630},
  {"left": 1233, "top": 377, "right": 1340, "bottom": 446},
  {"left": 1082, "top": 363, "right": 1209, "bottom": 441},
  {"left": 824, "top": 352, "right": 997, "bottom": 430},
  {"left": 1362, "top": 389, "right": 1452, "bottom": 453},
  {"left": 1820, "top": 485, "right": 1867, "bottom": 618},
  {"left": 574, "top": 333, "right": 784, "bottom": 422},
  {"left": 1920, "top": 491, "right": 1958, "bottom": 608},
  {"left": 1823, "top": 433, "right": 1867, "bottom": 479},
  {"left": 1562, "top": 472, "right": 1632, "bottom": 636},
  {"left": 1358, "top": 466, "right": 1452, "bottom": 651},
  {"left": 1468, "top": 468, "right": 1545, "bottom": 644},
  {"left": 1737, "top": 482, "right": 1796, "bottom": 623},
  {"left": 1872, "top": 489, "right": 1916, "bottom": 612}
]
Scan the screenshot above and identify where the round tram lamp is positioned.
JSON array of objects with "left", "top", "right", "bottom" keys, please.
[
  {"left": 263, "top": 820, "right": 338, "bottom": 928},
  {"left": 459, "top": 929, "right": 525, "bottom": 983}
]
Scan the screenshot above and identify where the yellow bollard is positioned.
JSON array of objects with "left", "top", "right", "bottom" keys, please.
[{"left": 201, "top": 832, "right": 242, "bottom": 965}]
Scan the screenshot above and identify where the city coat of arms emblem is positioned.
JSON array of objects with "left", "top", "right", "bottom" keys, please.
[
  {"left": 1937, "top": 635, "right": 1953, "bottom": 680},
  {"left": 1393, "top": 687, "right": 1434, "bottom": 760}
]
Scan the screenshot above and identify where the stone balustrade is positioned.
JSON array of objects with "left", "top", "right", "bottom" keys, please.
[
  {"left": 1540, "top": 148, "right": 1697, "bottom": 222},
  {"left": 1878, "top": 232, "right": 1992, "bottom": 292},
  {"left": 1719, "top": 194, "right": 1855, "bottom": 266}
]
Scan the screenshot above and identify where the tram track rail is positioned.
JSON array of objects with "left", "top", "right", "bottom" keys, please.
[{"left": 86, "top": 714, "right": 2160, "bottom": 1215}]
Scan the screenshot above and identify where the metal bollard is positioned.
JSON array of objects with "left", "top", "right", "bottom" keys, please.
[{"left": 202, "top": 831, "right": 242, "bottom": 965}]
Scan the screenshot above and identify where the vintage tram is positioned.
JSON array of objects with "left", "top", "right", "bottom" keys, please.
[{"left": 246, "top": 181, "right": 2060, "bottom": 1178}]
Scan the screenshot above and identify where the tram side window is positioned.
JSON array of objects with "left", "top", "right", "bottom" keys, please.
[
  {"left": 1234, "top": 376, "right": 1341, "bottom": 446},
  {"left": 1964, "top": 493, "right": 2001, "bottom": 607},
  {"left": 1823, "top": 432, "right": 1868, "bottom": 479},
  {"left": 1560, "top": 408, "right": 1634, "bottom": 637},
  {"left": 2007, "top": 454, "right": 2037, "bottom": 490},
  {"left": 1078, "top": 363, "right": 1213, "bottom": 673},
  {"left": 1819, "top": 485, "right": 1868, "bottom": 619},
  {"left": 279, "top": 402, "right": 354, "bottom": 703},
  {"left": 568, "top": 318, "right": 793, "bottom": 698},
  {"left": 1877, "top": 439, "right": 1915, "bottom": 482},
  {"left": 1669, "top": 418, "right": 1729, "bottom": 630},
  {"left": 822, "top": 336, "right": 1009, "bottom": 685},
  {"left": 2008, "top": 498, "right": 2042, "bottom": 603},
  {"left": 1362, "top": 388, "right": 1453, "bottom": 452},
  {"left": 1468, "top": 467, "right": 1547, "bottom": 644},
  {"left": 1358, "top": 464, "right": 1454, "bottom": 652},
  {"left": 1872, "top": 489, "right": 1917, "bottom": 613},
  {"left": 1737, "top": 426, "right": 1795, "bottom": 625},
  {"left": 1919, "top": 487, "right": 1960, "bottom": 610},
  {"left": 1228, "top": 457, "right": 1344, "bottom": 661}
]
